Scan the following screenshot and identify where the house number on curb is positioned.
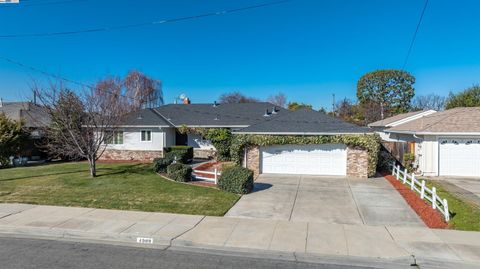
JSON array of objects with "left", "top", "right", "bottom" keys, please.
[{"left": 136, "top": 237, "right": 154, "bottom": 244}]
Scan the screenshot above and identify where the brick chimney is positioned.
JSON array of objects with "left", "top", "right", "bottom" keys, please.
[{"left": 183, "top": 97, "right": 191, "bottom": 104}]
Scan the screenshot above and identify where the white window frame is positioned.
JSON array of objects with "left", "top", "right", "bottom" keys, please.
[
  {"left": 107, "top": 131, "right": 124, "bottom": 145},
  {"left": 140, "top": 130, "right": 152, "bottom": 142}
]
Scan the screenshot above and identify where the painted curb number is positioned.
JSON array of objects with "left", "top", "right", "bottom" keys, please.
[{"left": 136, "top": 237, "right": 154, "bottom": 244}]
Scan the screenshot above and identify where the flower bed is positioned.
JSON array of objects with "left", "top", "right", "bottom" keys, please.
[{"left": 383, "top": 173, "right": 448, "bottom": 229}]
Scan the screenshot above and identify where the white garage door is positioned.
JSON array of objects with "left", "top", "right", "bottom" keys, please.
[
  {"left": 260, "top": 144, "right": 347, "bottom": 176},
  {"left": 439, "top": 138, "right": 480, "bottom": 177}
]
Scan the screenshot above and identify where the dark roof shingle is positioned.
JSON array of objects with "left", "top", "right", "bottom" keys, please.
[{"left": 234, "top": 109, "right": 372, "bottom": 134}]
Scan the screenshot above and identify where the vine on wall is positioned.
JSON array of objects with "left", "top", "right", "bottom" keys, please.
[
  {"left": 177, "top": 125, "right": 232, "bottom": 161},
  {"left": 231, "top": 134, "right": 380, "bottom": 177}
]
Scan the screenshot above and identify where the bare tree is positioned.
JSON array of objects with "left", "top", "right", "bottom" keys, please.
[
  {"left": 267, "top": 92, "right": 287, "bottom": 108},
  {"left": 124, "top": 70, "right": 163, "bottom": 109},
  {"left": 411, "top": 94, "right": 446, "bottom": 111},
  {"left": 218, "top": 91, "right": 259, "bottom": 104},
  {"left": 34, "top": 82, "right": 127, "bottom": 177}
]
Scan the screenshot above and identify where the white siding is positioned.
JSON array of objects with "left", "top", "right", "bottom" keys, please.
[
  {"left": 418, "top": 135, "right": 438, "bottom": 176},
  {"left": 164, "top": 128, "right": 176, "bottom": 147},
  {"left": 106, "top": 127, "right": 173, "bottom": 151}
]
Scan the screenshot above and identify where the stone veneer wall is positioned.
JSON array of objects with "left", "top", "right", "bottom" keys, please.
[
  {"left": 193, "top": 149, "right": 216, "bottom": 159},
  {"left": 100, "top": 149, "right": 163, "bottom": 162},
  {"left": 244, "top": 146, "right": 260, "bottom": 180},
  {"left": 346, "top": 147, "right": 369, "bottom": 178},
  {"left": 243, "top": 145, "right": 370, "bottom": 179}
]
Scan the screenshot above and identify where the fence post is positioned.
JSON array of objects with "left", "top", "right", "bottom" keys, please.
[
  {"left": 396, "top": 165, "right": 401, "bottom": 180},
  {"left": 444, "top": 199, "right": 449, "bottom": 222},
  {"left": 420, "top": 180, "right": 425, "bottom": 200},
  {"left": 392, "top": 162, "right": 396, "bottom": 176},
  {"left": 403, "top": 168, "right": 408, "bottom": 184},
  {"left": 432, "top": 187, "right": 437, "bottom": 210},
  {"left": 410, "top": 173, "right": 415, "bottom": 190},
  {"left": 214, "top": 168, "right": 218, "bottom": 185}
]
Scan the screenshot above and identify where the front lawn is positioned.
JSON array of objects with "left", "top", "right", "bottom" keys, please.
[
  {"left": 426, "top": 180, "right": 480, "bottom": 231},
  {"left": 0, "top": 162, "right": 239, "bottom": 216}
]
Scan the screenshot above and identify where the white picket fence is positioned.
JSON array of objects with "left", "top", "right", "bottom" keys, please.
[
  {"left": 192, "top": 168, "right": 221, "bottom": 184},
  {"left": 391, "top": 162, "right": 450, "bottom": 222}
]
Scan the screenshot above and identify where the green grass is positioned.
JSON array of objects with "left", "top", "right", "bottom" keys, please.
[
  {"left": 426, "top": 180, "right": 480, "bottom": 231},
  {"left": 0, "top": 162, "right": 240, "bottom": 216}
]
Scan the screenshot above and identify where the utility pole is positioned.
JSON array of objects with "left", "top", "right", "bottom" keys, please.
[{"left": 332, "top": 93, "right": 336, "bottom": 116}]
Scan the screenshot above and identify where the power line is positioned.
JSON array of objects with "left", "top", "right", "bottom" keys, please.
[
  {"left": 402, "top": 0, "right": 429, "bottom": 70},
  {"left": 0, "top": 0, "right": 291, "bottom": 38},
  {"left": 0, "top": 0, "right": 88, "bottom": 9}
]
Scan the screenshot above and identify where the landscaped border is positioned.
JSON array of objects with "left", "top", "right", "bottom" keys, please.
[{"left": 231, "top": 134, "right": 380, "bottom": 177}]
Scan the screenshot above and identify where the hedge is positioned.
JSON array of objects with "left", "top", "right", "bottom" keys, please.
[
  {"left": 218, "top": 165, "right": 254, "bottom": 194},
  {"left": 164, "top": 146, "right": 193, "bottom": 163},
  {"left": 230, "top": 134, "right": 380, "bottom": 177},
  {"left": 166, "top": 163, "right": 192, "bottom": 182}
]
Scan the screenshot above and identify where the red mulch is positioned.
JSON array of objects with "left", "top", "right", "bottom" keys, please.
[{"left": 382, "top": 173, "right": 448, "bottom": 229}]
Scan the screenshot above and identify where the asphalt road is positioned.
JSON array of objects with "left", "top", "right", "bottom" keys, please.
[{"left": 0, "top": 237, "right": 387, "bottom": 269}]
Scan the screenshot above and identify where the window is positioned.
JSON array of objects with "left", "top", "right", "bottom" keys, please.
[
  {"left": 107, "top": 131, "right": 123, "bottom": 144},
  {"left": 141, "top": 130, "right": 152, "bottom": 142}
]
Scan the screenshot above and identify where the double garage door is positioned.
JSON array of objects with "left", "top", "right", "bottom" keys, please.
[
  {"left": 439, "top": 138, "right": 480, "bottom": 177},
  {"left": 260, "top": 144, "right": 347, "bottom": 176}
]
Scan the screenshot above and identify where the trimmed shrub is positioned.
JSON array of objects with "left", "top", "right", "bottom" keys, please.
[
  {"left": 164, "top": 146, "right": 193, "bottom": 163},
  {"left": 218, "top": 166, "right": 254, "bottom": 194},
  {"left": 167, "top": 163, "right": 192, "bottom": 182},
  {"left": 153, "top": 154, "right": 175, "bottom": 173}
]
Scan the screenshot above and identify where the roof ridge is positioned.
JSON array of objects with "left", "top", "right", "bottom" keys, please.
[{"left": 151, "top": 108, "right": 175, "bottom": 127}]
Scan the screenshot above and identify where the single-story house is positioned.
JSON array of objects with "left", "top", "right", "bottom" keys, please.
[
  {"left": 385, "top": 107, "right": 480, "bottom": 178},
  {"left": 104, "top": 102, "right": 375, "bottom": 178}
]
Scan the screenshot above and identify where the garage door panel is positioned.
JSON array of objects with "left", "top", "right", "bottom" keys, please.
[
  {"left": 439, "top": 138, "right": 480, "bottom": 177},
  {"left": 261, "top": 144, "right": 347, "bottom": 176}
]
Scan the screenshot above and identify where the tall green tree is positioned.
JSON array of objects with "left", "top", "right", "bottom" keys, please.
[
  {"left": 357, "top": 69, "right": 415, "bottom": 120},
  {"left": 0, "top": 114, "right": 26, "bottom": 168},
  {"left": 445, "top": 85, "right": 480, "bottom": 109}
]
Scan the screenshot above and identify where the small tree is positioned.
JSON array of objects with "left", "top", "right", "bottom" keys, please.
[
  {"left": 219, "top": 91, "right": 259, "bottom": 104},
  {"left": 0, "top": 114, "right": 26, "bottom": 168},
  {"left": 445, "top": 85, "right": 480, "bottom": 109},
  {"left": 357, "top": 69, "right": 415, "bottom": 119},
  {"left": 35, "top": 82, "right": 127, "bottom": 177},
  {"left": 267, "top": 92, "right": 287, "bottom": 108}
]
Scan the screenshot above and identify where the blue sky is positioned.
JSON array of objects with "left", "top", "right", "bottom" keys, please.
[{"left": 1, "top": 0, "right": 480, "bottom": 109}]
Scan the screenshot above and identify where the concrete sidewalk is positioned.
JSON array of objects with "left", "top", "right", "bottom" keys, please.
[{"left": 1, "top": 203, "right": 479, "bottom": 267}]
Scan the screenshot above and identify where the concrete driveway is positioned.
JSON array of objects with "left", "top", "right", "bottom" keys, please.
[
  {"left": 225, "top": 174, "right": 424, "bottom": 227},
  {"left": 433, "top": 177, "right": 480, "bottom": 207}
]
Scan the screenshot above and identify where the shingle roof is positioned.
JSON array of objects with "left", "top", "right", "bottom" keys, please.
[
  {"left": 234, "top": 108, "right": 372, "bottom": 134},
  {"left": 153, "top": 102, "right": 286, "bottom": 127},
  {"left": 122, "top": 108, "right": 171, "bottom": 126},
  {"left": 0, "top": 102, "right": 50, "bottom": 128},
  {"left": 387, "top": 107, "right": 480, "bottom": 134},
  {"left": 368, "top": 110, "right": 434, "bottom": 127}
]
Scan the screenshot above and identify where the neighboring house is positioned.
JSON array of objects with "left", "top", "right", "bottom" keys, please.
[
  {"left": 368, "top": 110, "right": 437, "bottom": 164},
  {"left": 0, "top": 100, "right": 50, "bottom": 160},
  {"left": 104, "top": 102, "right": 374, "bottom": 178},
  {"left": 385, "top": 107, "right": 480, "bottom": 177},
  {"left": 368, "top": 110, "right": 437, "bottom": 141}
]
